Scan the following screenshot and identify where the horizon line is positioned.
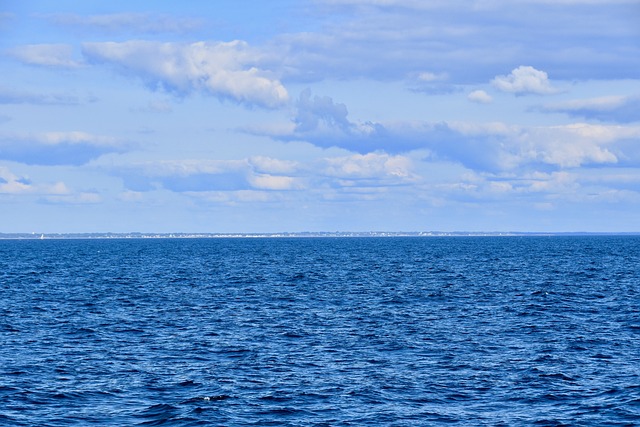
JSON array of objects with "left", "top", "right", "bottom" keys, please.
[{"left": 2, "top": 231, "right": 640, "bottom": 240}]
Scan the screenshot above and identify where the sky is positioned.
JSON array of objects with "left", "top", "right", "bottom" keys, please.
[{"left": 1, "top": 0, "right": 640, "bottom": 233}]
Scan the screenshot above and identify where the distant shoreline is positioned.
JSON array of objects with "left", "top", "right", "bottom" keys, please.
[{"left": 1, "top": 231, "right": 639, "bottom": 240}]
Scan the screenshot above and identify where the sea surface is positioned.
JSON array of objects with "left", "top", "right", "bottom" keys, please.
[{"left": 1, "top": 236, "right": 639, "bottom": 426}]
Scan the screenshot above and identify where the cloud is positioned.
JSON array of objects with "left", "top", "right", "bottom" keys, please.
[
  {"left": 260, "top": 89, "right": 438, "bottom": 153},
  {"left": 82, "top": 40, "right": 289, "bottom": 108},
  {"left": 41, "top": 13, "right": 204, "bottom": 34},
  {"left": 248, "top": 156, "right": 300, "bottom": 174},
  {"left": 0, "top": 131, "right": 126, "bottom": 165},
  {"left": 0, "top": 167, "right": 32, "bottom": 194},
  {"left": 294, "top": 89, "right": 351, "bottom": 132},
  {"left": 521, "top": 123, "right": 621, "bottom": 167},
  {"left": 407, "top": 71, "right": 457, "bottom": 94},
  {"left": 0, "top": 87, "right": 83, "bottom": 105},
  {"left": 444, "top": 122, "right": 640, "bottom": 170},
  {"left": 540, "top": 95, "right": 640, "bottom": 123},
  {"left": 114, "top": 154, "right": 416, "bottom": 198},
  {"left": 116, "top": 159, "right": 279, "bottom": 193},
  {"left": 0, "top": 166, "right": 69, "bottom": 196},
  {"left": 256, "top": 90, "right": 506, "bottom": 160},
  {"left": 8, "top": 44, "right": 82, "bottom": 68},
  {"left": 467, "top": 90, "right": 493, "bottom": 104},
  {"left": 275, "top": 1, "right": 640, "bottom": 84},
  {"left": 321, "top": 153, "right": 418, "bottom": 186},
  {"left": 416, "top": 71, "right": 448, "bottom": 82},
  {"left": 491, "top": 66, "right": 558, "bottom": 95},
  {"left": 256, "top": 90, "right": 640, "bottom": 173}
]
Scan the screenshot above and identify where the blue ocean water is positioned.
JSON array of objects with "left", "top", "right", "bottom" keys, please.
[{"left": 1, "top": 236, "right": 639, "bottom": 426}]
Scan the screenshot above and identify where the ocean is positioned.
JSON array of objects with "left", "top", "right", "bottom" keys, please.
[{"left": 1, "top": 236, "right": 639, "bottom": 426}]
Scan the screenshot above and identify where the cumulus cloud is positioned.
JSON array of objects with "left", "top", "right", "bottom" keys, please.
[
  {"left": 8, "top": 44, "right": 82, "bottom": 68},
  {"left": 467, "top": 90, "right": 493, "bottom": 104},
  {"left": 82, "top": 40, "right": 289, "bottom": 108},
  {"left": 491, "top": 66, "right": 558, "bottom": 95},
  {"left": 0, "top": 131, "right": 126, "bottom": 165},
  {"left": 42, "top": 13, "right": 203, "bottom": 34},
  {"left": 540, "top": 95, "right": 640, "bottom": 123}
]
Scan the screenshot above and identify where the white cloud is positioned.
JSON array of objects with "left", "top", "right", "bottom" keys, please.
[
  {"left": 492, "top": 66, "right": 558, "bottom": 95},
  {"left": 467, "top": 90, "right": 493, "bottom": 104},
  {"left": 0, "top": 167, "right": 31, "bottom": 194},
  {"left": 248, "top": 174, "right": 301, "bottom": 190},
  {"left": 8, "top": 44, "right": 82, "bottom": 68},
  {"left": 0, "top": 167, "right": 71, "bottom": 196},
  {"left": 82, "top": 41, "right": 289, "bottom": 108},
  {"left": 248, "top": 156, "right": 300, "bottom": 174},
  {"left": 321, "top": 153, "right": 416, "bottom": 181},
  {"left": 491, "top": 65, "right": 558, "bottom": 95},
  {"left": 518, "top": 123, "right": 640, "bottom": 168}
]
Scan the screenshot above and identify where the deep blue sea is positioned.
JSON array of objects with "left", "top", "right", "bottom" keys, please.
[{"left": 1, "top": 236, "right": 640, "bottom": 426}]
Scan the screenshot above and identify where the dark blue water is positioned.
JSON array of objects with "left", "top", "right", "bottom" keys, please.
[{"left": 1, "top": 236, "right": 639, "bottom": 426}]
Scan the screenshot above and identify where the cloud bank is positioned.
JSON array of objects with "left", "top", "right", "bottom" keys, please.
[
  {"left": 255, "top": 90, "right": 640, "bottom": 173},
  {"left": 115, "top": 153, "right": 416, "bottom": 197}
]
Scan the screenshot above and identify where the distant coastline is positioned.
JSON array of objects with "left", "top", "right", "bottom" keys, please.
[{"left": 1, "top": 231, "right": 639, "bottom": 240}]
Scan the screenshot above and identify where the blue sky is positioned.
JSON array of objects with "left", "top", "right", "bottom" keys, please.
[{"left": 1, "top": 0, "right": 640, "bottom": 233}]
